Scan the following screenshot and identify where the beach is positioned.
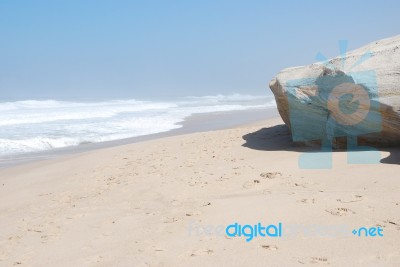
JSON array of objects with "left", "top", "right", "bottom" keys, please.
[
  {"left": 0, "top": 112, "right": 399, "bottom": 266},
  {"left": 2, "top": 1, "right": 400, "bottom": 266}
]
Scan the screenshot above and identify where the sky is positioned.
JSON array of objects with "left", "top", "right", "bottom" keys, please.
[{"left": 0, "top": 0, "right": 399, "bottom": 100}]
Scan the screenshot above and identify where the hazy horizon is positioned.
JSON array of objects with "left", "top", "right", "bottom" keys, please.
[{"left": 1, "top": 0, "right": 399, "bottom": 99}]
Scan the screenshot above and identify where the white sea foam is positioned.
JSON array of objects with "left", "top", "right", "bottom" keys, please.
[{"left": 0, "top": 94, "right": 276, "bottom": 156}]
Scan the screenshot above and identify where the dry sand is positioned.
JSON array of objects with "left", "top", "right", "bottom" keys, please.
[{"left": 0, "top": 117, "right": 399, "bottom": 266}]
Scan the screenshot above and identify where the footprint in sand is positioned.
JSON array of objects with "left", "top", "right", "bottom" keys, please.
[
  {"left": 261, "top": 244, "right": 278, "bottom": 251},
  {"left": 189, "top": 249, "right": 214, "bottom": 257},
  {"left": 299, "top": 198, "right": 316, "bottom": 204},
  {"left": 185, "top": 210, "right": 202, "bottom": 217},
  {"left": 325, "top": 207, "right": 356, "bottom": 216},
  {"left": 163, "top": 217, "right": 179, "bottom": 223},
  {"left": 260, "top": 172, "right": 282, "bottom": 179},
  {"left": 243, "top": 172, "right": 284, "bottom": 189},
  {"left": 310, "top": 257, "right": 329, "bottom": 264},
  {"left": 336, "top": 197, "right": 363, "bottom": 203},
  {"left": 217, "top": 175, "right": 230, "bottom": 182},
  {"left": 242, "top": 179, "right": 262, "bottom": 189},
  {"left": 298, "top": 257, "right": 329, "bottom": 265},
  {"left": 383, "top": 220, "right": 400, "bottom": 230},
  {"left": 293, "top": 182, "right": 308, "bottom": 188}
]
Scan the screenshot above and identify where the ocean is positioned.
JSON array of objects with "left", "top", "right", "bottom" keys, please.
[{"left": 0, "top": 94, "right": 276, "bottom": 156}]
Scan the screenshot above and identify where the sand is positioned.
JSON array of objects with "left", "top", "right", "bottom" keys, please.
[{"left": 0, "top": 117, "right": 399, "bottom": 266}]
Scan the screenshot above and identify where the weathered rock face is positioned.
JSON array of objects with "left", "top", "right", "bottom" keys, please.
[{"left": 269, "top": 35, "right": 400, "bottom": 147}]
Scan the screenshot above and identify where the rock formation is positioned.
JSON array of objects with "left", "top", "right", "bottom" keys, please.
[{"left": 269, "top": 35, "right": 400, "bottom": 147}]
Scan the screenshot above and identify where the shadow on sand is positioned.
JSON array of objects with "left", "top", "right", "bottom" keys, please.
[
  {"left": 241, "top": 124, "right": 294, "bottom": 151},
  {"left": 242, "top": 124, "right": 399, "bottom": 165}
]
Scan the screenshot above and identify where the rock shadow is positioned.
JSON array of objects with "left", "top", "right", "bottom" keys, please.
[{"left": 242, "top": 124, "right": 399, "bottom": 165}]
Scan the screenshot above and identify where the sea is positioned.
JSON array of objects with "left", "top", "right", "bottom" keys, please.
[{"left": 0, "top": 94, "right": 276, "bottom": 157}]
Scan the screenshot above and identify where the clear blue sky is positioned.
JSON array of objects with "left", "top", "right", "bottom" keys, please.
[{"left": 1, "top": 0, "right": 399, "bottom": 100}]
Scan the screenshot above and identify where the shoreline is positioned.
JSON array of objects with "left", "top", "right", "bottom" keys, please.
[
  {"left": 0, "top": 107, "right": 278, "bottom": 169},
  {"left": 0, "top": 113, "right": 399, "bottom": 266}
]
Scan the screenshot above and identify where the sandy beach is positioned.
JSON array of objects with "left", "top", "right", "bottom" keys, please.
[
  {"left": 2, "top": 1, "right": 400, "bottom": 266},
  {"left": 0, "top": 115, "right": 399, "bottom": 266}
]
